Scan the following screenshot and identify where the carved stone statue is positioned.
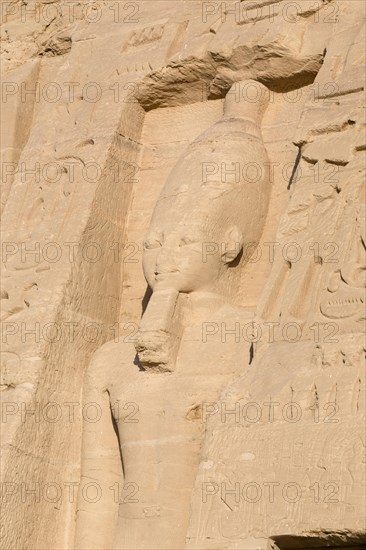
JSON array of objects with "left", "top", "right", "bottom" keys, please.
[
  {"left": 75, "top": 79, "right": 271, "bottom": 549},
  {"left": 3, "top": 2, "right": 366, "bottom": 548},
  {"left": 136, "top": 79, "right": 271, "bottom": 372}
]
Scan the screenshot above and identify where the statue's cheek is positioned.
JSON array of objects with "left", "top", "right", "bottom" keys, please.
[{"left": 142, "top": 252, "right": 157, "bottom": 281}]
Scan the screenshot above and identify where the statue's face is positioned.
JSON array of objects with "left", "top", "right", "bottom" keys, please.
[
  {"left": 142, "top": 193, "right": 243, "bottom": 292},
  {"left": 142, "top": 220, "right": 222, "bottom": 292}
]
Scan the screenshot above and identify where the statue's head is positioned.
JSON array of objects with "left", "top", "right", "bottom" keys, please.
[{"left": 142, "top": 79, "right": 269, "bottom": 294}]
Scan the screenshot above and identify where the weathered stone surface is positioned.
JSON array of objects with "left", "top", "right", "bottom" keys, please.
[{"left": 1, "top": 1, "right": 365, "bottom": 549}]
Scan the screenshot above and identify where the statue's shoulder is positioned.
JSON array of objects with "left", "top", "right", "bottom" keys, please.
[{"left": 85, "top": 339, "right": 138, "bottom": 391}]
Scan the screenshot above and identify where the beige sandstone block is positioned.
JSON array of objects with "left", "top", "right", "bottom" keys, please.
[{"left": 1, "top": 1, "right": 365, "bottom": 549}]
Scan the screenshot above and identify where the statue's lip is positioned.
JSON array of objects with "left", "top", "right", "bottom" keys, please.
[{"left": 155, "top": 270, "right": 179, "bottom": 278}]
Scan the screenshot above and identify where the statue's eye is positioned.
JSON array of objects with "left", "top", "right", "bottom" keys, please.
[
  {"left": 143, "top": 238, "right": 162, "bottom": 250},
  {"left": 179, "top": 235, "right": 197, "bottom": 246}
]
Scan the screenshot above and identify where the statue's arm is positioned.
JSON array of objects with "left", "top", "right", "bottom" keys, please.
[{"left": 74, "top": 343, "right": 122, "bottom": 550}]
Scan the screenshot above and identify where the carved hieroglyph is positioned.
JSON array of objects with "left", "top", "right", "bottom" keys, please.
[{"left": 1, "top": 1, "right": 365, "bottom": 549}]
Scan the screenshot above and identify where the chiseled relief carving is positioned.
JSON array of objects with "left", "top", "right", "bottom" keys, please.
[{"left": 2, "top": 2, "right": 365, "bottom": 549}]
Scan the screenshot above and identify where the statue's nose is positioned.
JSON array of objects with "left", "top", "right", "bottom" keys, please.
[{"left": 155, "top": 245, "right": 178, "bottom": 274}]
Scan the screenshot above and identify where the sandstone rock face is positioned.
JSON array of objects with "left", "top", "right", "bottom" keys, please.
[{"left": 1, "top": 1, "right": 365, "bottom": 549}]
